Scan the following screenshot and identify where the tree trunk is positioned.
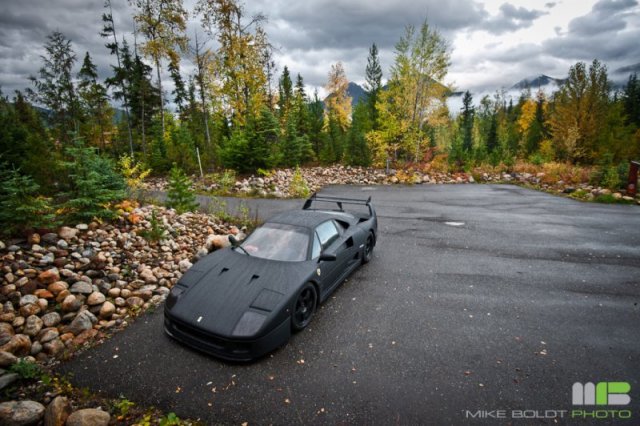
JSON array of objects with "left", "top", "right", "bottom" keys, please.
[{"left": 155, "top": 58, "right": 165, "bottom": 137}]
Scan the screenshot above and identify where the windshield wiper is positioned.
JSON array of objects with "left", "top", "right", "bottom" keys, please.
[{"left": 233, "top": 245, "right": 251, "bottom": 256}]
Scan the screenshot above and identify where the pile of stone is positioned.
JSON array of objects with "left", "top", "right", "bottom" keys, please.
[
  {"left": 145, "top": 165, "right": 639, "bottom": 203},
  {"left": 0, "top": 206, "right": 244, "bottom": 425},
  {"left": 0, "top": 206, "right": 242, "bottom": 366}
]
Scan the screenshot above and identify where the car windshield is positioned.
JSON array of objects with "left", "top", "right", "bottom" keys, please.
[{"left": 240, "top": 223, "right": 309, "bottom": 262}]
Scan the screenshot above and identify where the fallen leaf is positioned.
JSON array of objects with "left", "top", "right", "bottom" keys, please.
[
  {"left": 176, "top": 386, "right": 182, "bottom": 393},
  {"left": 284, "top": 398, "right": 291, "bottom": 404},
  {"left": 464, "top": 371, "right": 472, "bottom": 376}
]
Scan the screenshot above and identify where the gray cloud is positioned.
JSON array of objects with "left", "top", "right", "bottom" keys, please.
[
  {"left": 479, "top": 3, "right": 548, "bottom": 35},
  {"left": 1, "top": 0, "right": 639, "bottom": 102}
]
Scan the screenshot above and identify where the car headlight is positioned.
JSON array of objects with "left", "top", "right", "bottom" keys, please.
[{"left": 232, "top": 311, "right": 267, "bottom": 337}]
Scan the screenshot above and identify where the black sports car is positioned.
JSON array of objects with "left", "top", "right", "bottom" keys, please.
[{"left": 164, "top": 194, "right": 377, "bottom": 361}]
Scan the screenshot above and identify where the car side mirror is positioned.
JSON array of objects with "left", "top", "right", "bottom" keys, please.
[
  {"left": 319, "top": 253, "right": 336, "bottom": 262},
  {"left": 228, "top": 235, "right": 239, "bottom": 246}
]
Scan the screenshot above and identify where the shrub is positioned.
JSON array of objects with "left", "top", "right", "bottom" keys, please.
[
  {"left": 166, "top": 164, "right": 198, "bottom": 214},
  {"left": 119, "top": 155, "right": 151, "bottom": 194},
  {"left": 289, "top": 166, "right": 310, "bottom": 198},
  {"left": 139, "top": 209, "right": 166, "bottom": 242},
  {"left": 9, "top": 358, "right": 42, "bottom": 379},
  {"left": 60, "top": 142, "right": 126, "bottom": 222},
  {"left": 0, "top": 168, "right": 56, "bottom": 235}
]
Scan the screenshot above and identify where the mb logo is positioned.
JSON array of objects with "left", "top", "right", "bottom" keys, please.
[{"left": 573, "top": 382, "right": 631, "bottom": 406}]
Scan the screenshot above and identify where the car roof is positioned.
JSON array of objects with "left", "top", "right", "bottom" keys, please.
[{"left": 266, "top": 209, "right": 354, "bottom": 229}]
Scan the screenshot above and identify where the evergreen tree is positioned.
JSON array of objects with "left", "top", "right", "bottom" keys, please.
[
  {"left": 622, "top": 73, "right": 640, "bottom": 127},
  {"left": 77, "top": 52, "right": 113, "bottom": 151},
  {"left": 28, "top": 31, "right": 79, "bottom": 143},
  {"left": 277, "top": 66, "right": 293, "bottom": 124},
  {"left": 166, "top": 164, "right": 199, "bottom": 214},
  {"left": 364, "top": 43, "right": 382, "bottom": 126},
  {"left": 0, "top": 168, "right": 55, "bottom": 236},
  {"left": 169, "top": 59, "right": 188, "bottom": 115},
  {"left": 460, "top": 91, "right": 474, "bottom": 152},
  {"left": 101, "top": 0, "right": 134, "bottom": 155},
  {"left": 308, "top": 90, "right": 324, "bottom": 159},
  {"left": 60, "top": 140, "right": 126, "bottom": 222},
  {"left": 345, "top": 102, "right": 372, "bottom": 166}
]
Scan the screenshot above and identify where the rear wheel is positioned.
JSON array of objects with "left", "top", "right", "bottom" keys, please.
[
  {"left": 362, "top": 233, "right": 374, "bottom": 264},
  {"left": 292, "top": 283, "right": 317, "bottom": 331}
]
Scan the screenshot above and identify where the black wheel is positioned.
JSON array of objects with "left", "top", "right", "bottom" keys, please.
[
  {"left": 292, "top": 283, "right": 317, "bottom": 331},
  {"left": 362, "top": 233, "right": 374, "bottom": 264}
]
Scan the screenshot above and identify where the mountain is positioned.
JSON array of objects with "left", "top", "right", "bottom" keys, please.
[
  {"left": 510, "top": 75, "right": 566, "bottom": 91},
  {"left": 323, "top": 82, "right": 367, "bottom": 107}
]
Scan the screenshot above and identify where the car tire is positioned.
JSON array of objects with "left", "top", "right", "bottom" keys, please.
[
  {"left": 362, "top": 233, "right": 374, "bottom": 264},
  {"left": 292, "top": 283, "right": 317, "bottom": 332}
]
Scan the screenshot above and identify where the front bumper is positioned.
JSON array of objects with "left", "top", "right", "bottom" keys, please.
[{"left": 164, "top": 311, "right": 291, "bottom": 362}]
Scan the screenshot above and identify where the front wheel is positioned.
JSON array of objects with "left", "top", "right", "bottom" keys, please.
[
  {"left": 362, "top": 233, "right": 374, "bottom": 264},
  {"left": 292, "top": 283, "right": 317, "bottom": 331}
]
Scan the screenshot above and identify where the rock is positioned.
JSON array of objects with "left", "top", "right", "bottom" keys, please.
[
  {"left": 0, "top": 334, "right": 32, "bottom": 356},
  {"left": 0, "top": 373, "right": 19, "bottom": 391},
  {"left": 44, "top": 396, "right": 71, "bottom": 426},
  {"left": 56, "top": 240, "right": 68, "bottom": 250},
  {"left": 99, "top": 302, "right": 115, "bottom": 319},
  {"left": 19, "top": 304, "right": 40, "bottom": 318},
  {"left": 38, "top": 268, "right": 60, "bottom": 284},
  {"left": 47, "top": 281, "right": 68, "bottom": 296},
  {"left": 138, "top": 268, "right": 157, "bottom": 284},
  {"left": 65, "top": 408, "right": 110, "bottom": 426},
  {"left": 179, "top": 259, "right": 192, "bottom": 273},
  {"left": 0, "top": 400, "right": 45, "bottom": 426},
  {"left": 70, "top": 282, "right": 93, "bottom": 295},
  {"left": 563, "top": 187, "right": 576, "bottom": 194},
  {"left": 19, "top": 295, "right": 39, "bottom": 307},
  {"left": 64, "top": 311, "right": 97, "bottom": 336},
  {"left": 75, "top": 223, "right": 89, "bottom": 231},
  {"left": 43, "top": 338, "right": 65, "bottom": 356},
  {"left": 0, "top": 323, "right": 15, "bottom": 346},
  {"left": 34, "top": 289, "right": 54, "bottom": 299},
  {"left": 61, "top": 296, "right": 81, "bottom": 313},
  {"left": 622, "top": 195, "right": 634, "bottom": 201},
  {"left": 30, "top": 341, "right": 42, "bottom": 356},
  {"left": 58, "top": 227, "right": 77, "bottom": 240},
  {"left": 126, "top": 296, "right": 144, "bottom": 308},
  {"left": 0, "top": 350, "right": 18, "bottom": 367},
  {"left": 37, "top": 328, "right": 59, "bottom": 344},
  {"left": 23, "top": 315, "right": 43, "bottom": 337},
  {"left": 600, "top": 189, "right": 612, "bottom": 195},
  {"left": 41, "top": 312, "right": 61, "bottom": 328},
  {"left": 613, "top": 192, "right": 623, "bottom": 200},
  {"left": 206, "top": 234, "right": 231, "bottom": 251},
  {"left": 72, "top": 328, "right": 98, "bottom": 346},
  {"left": 86, "top": 292, "right": 105, "bottom": 306}
]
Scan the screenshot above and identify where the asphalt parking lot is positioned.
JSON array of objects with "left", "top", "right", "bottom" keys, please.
[{"left": 58, "top": 184, "right": 640, "bottom": 424}]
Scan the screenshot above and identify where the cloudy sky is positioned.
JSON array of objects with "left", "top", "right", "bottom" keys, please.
[{"left": 1, "top": 0, "right": 639, "bottom": 102}]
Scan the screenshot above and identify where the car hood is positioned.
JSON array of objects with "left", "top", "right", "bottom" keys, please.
[{"left": 167, "top": 248, "right": 314, "bottom": 336}]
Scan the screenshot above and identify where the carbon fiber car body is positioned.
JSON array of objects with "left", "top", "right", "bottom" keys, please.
[{"left": 164, "top": 195, "right": 377, "bottom": 361}]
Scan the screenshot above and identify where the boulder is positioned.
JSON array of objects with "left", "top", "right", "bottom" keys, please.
[
  {"left": 86, "top": 292, "right": 105, "bottom": 306},
  {"left": 23, "top": 315, "right": 43, "bottom": 337},
  {"left": 99, "top": 302, "right": 115, "bottom": 319},
  {"left": 64, "top": 311, "right": 97, "bottom": 336},
  {"left": 44, "top": 396, "right": 71, "bottom": 426},
  {"left": 0, "top": 334, "right": 32, "bottom": 356},
  {"left": 0, "top": 400, "right": 45, "bottom": 426},
  {"left": 58, "top": 227, "right": 77, "bottom": 240},
  {"left": 41, "top": 312, "right": 61, "bottom": 328},
  {"left": 70, "top": 282, "right": 93, "bottom": 295},
  {"left": 37, "top": 268, "right": 60, "bottom": 285},
  {"left": 0, "top": 323, "right": 15, "bottom": 346},
  {"left": 0, "top": 350, "right": 18, "bottom": 367},
  {"left": 65, "top": 408, "right": 110, "bottom": 426},
  {"left": 0, "top": 372, "right": 19, "bottom": 391}
]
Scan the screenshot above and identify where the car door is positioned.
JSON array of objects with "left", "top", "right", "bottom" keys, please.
[{"left": 313, "top": 220, "right": 343, "bottom": 296}]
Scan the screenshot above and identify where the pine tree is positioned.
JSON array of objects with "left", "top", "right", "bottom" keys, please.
[
  {"left": 169, "top": 59, "right": 188, "bottom": 115},
  {"left": 166, "top": 164, "right": 198, "bottom": 214},
  {"left": 101, "top": 0, "right": 134, "bottom": 155},
  {"left": 28, "top": 31, "right": 79, "bottom": 143},
  {"left": 460, "top": 91, "right": 474, "bottom": 152},
  {"left": 277, "top": 66, "right": 293, "bottom": 125},
  {"left": 0, "top": 169, "right": 55, "bottom": 236},
  {"left": 364, "top": 43, "right": 382, "bottom": 127},
  {"left": 78, "top": 52, "right": 113, "bottom": 151}
]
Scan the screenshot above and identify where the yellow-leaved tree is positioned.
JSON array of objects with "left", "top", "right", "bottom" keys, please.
[{"left": 366, "top": 19, "right": 451, "bottom": 166}]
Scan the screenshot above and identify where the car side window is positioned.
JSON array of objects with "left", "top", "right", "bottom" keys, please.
[
  {"left": 315, "top": 220, "right": 339, "bottom": 249},
  {"left": 311, "top": 232, "right": 321, "bottom": 259}
]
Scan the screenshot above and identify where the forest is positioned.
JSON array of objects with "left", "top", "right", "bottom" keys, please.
[{"left": 1, "top": 0, "right": 640, "bottom": 234}]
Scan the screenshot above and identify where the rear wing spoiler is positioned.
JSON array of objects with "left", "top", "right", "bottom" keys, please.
[{"left": 303, "top": 193, "right": 374, "bottom": 217}]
